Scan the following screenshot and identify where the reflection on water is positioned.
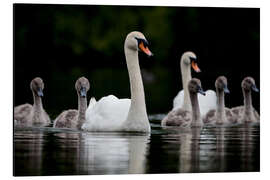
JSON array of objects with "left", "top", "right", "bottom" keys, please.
[
  {"left": 14, "top": 118, "right": 260, "bottom": 176},
  {"left": 77, "top": 133, "right": 149, "bottom": 174}
]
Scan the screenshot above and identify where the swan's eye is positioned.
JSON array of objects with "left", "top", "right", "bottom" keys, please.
[
  {"left": 190, "top": 57, "right": 197, "bottom": 62},
  {"left": 135, "top": 37, "right": 149, "bottom": 47},
  {"left": 135, "top": 37, "right": 153, "bottom": 57}
]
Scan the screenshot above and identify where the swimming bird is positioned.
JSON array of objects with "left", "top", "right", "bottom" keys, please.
[
  {"left": 53, "top": 77, "right": 90, "bottom": 129},
  {"left": 203, "top": 76, "right": 237, "bottom": 125},
  {"left": 14, "top": 77, "right": 51, "bottom": 127},
  {"left": 231, "top": 77, "right": 259, "bottom": 123},
  {"left": 82, "top": 31, "right": 153, "bottom": 132},
  {"left": 161, "top": 78, "right": 206, "bottom": 127},
  {"left": 173, "top": 51, "right": 216, "bottom": 117}
]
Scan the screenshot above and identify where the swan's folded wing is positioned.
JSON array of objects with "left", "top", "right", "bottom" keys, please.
[
  {"left": 203, "top": 109, "right": 216, "bottom": 124},
  {"left": 253, "top": 108, "right": 260, "bottom": 122},
  {"left": 225, "top": 108, "right": 238, "bottom": 124},
  {"left": 231, "top": 106, "right": 243, "bottom": 119},
  {"left": 88, "top": 97, "right": 97, "bottom": 109},
  {"left": 173, "top": 90, "right": 184, "bottom": 109},
  {"left": 162, "top": 108, "right": 191, "bottom": 127},
  {"left": 14, "top": 103, "right": 32, "bottom": 125},
  {"left": 83, "top": 95, "right": 131, "bottom": 131},
  {"left": 54, "top": 110, "right": 78, "bottom": 128},
  {"left": 198, "top": 90, "right": 217, "bottom": 117}
]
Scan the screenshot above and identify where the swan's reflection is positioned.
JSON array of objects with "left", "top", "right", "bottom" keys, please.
[
  {"left": 14, "top": 131, "right": 44, "bottom": 176},
  {"left": 179, "top": 127, "right": 202, "bottom": 173},
  {"left": 77, "top": 132, "right": 150, "bottom": 174},
  {"left": 215, "top": 127, "right": 226, "bottom": 171},
  {"left": 240, "top": 124, "right": 254, "bottom": 171}
]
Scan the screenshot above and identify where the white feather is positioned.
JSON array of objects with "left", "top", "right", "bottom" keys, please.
[{"left": 88, "top": 97, "right": 96, "bottom": 108}]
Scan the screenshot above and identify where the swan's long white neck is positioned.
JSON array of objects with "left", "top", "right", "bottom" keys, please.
[
  {"left": 125, "top": 49, "right": 146, "bottom": 108},
  {"left": 181, "top": 58, "right": 192, "bottom": 111},
  {"left": 124, "top": 46, "right": 150, "bottom": 131},
  {"left": 190, "top": 92, "right": 202, "bottom": 126},
  {"left": 216, "top": 89, "right": 226, "bottom": 123},
  {"left": 77, "top": 96, "right": 87, "bottom": 129}
]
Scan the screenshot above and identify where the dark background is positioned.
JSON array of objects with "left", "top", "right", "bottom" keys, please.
[{"left": 14, "top": 4, "right": 260, "bottom": 119}]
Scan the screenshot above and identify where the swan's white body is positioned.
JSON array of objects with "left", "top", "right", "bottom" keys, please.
[
  {"left": 173, "top": 52, "right": 216, "bottom": 117},
  {"left": 83, "top": 95, "right": 131, "bottom": 131},
  {"left": 82, "top": 31, "right": 152, "bottom": 132},
  {"left": 173, "top": 90, "right": 216, "bottom": 117}
]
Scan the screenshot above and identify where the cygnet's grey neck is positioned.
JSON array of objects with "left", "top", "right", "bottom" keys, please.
[
  {"left": 189, "top": 92, "right": 202, "bottom": 126},
  {"left": 216, "top": 89, "right": 226, "bottom": 122},
  {"left": 243, "top": 89, "right": 253, "bottom": 114},
  {"left": 181, "top": 59, "right": 192, "bottom": 111},
  {"left": 77, "top": 95, "right": 87, "bottom": 129},
  {"left": 32, "top": 91, "right": 44, "bottom": 125},
  {"left": 33, "top": 92, "right": 43, "bottom": 112}
]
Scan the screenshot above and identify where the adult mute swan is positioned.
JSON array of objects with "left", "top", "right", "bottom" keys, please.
[
  {"left": 203, "top": 76, "right": 237, "bottom": 125},
  {"left": 82, "top": 31, "right": 153, "bottom": 132},
  {"left": 53, "top": 77, "right": 90, "bottom": 129},
  {"left": 14, "top": 77, "right": 51, "bottom": 127},
  {"left": 173, "top": 52, "right": 216, "bottom": 117},
  {"left": 161, "top": 78, "right": 206, "bottom": 127},
  {"left": 231, "top": 77, "right": 259, "bottom": 123}
]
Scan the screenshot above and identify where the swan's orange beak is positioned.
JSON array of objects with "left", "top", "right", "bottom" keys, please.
[
  {"left": 139, "top": 42, "right": 153, "bottom": 57},
  {"left": 191, "top": 61, "right": 201, "bottom": 72}
]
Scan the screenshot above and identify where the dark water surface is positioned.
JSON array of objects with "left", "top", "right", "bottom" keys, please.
[{"left": 14, "top": 115, "right": 260, "bottom": 176}]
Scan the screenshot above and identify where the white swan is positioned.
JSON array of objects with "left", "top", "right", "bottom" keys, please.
[
  {"left": 53, "top": 77, "right": 90, "bottom": 129},
  {"left": 231, "top": 77, "right": 260, "bottom": 123},
  {"left": 203, "top": 76, "right": 237, "bottom": 125},
  {"left": 161, "top": 78, "right": 206, "bottom": 127},
  {"left": 173, "top": 51, "right": 216, "bottom": 117},
  {"left": 82, "top": 31, "right": 153, "bottom": 132},
  {"left": 14, "top": 77, "right": 51, "bottom": 127}
]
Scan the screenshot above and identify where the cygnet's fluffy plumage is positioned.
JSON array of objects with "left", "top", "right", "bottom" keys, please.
[
  {"left": 162, "top": 78, "right": 206, "bottom": 127},
  {"left": 14, "top": 77, "right": 51, "bottom": 127},
  {"left": 203, "top": 76, "right": 237, "bottom": 125},
  {"left": 53, "top": 77, "right": 90, "bottom": 129},
  {"left": 231, "top": 77, "right": 259, "bottom": 123}
]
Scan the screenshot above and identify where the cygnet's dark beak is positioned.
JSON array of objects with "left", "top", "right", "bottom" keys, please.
[
  {"left": 80, "top": 87, "right": 87, "bottom": 97},
  {"left": 224, "top": 85, "right": 230, "bottom": 94},
  {"left": 251, "top": 84, "right": 259, "bottom": 92},
  {"left": 197, "top": 86, "right": 206, "bottom": 96},
  {"left": 37, "top": 88, "right": 43, "bottom": 97}
]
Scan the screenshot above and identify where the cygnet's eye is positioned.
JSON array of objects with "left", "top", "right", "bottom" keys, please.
[{"left": 246, "top": 80, "right": 252, "bottom": 85}]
